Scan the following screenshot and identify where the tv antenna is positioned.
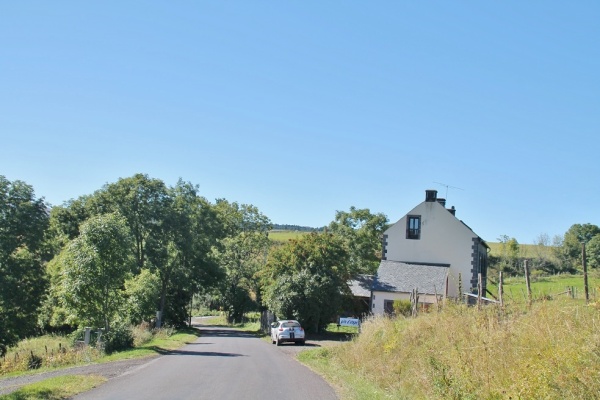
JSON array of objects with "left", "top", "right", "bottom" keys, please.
[{"left": 434, "top": 182, "right": 464, "bottom": 199}]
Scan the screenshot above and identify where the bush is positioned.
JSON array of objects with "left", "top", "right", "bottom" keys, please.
[
  {"left": 392, "top": 300, "right": 412, "bottom": 317},
  {"left": 102, "top": 325, "right": 134, "bottom": 354},
  {"left": 131, "top": 322, "right": 154, "bottom": 347},
  {"left": 27, "top": 351, "right": 42, "bottom": 370}
]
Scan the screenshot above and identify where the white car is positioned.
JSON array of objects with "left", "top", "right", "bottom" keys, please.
[{"left": 270, "top": 320, "right": 305, "bottom": 346}]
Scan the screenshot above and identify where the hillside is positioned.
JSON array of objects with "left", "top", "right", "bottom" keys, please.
[{"left": 270, "top": 230, "right": 544, "bottom": 257}]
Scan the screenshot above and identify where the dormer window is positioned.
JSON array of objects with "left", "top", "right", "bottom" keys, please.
[{"left": 406, "top": 215, "right": 421, "bottom": 239}]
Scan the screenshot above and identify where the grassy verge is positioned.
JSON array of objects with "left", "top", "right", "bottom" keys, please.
[
  {"left": 99, "top": 327, "right": 200, "bottom": 362},
  {"left": 1, "top": 327, "right": 200, "bottom": 376},
  {"left": 0, "top": 375, "right": 107, "bottom": 400},
  {"left": 300, "top": 299, "right": 600, "bottom": 399}
]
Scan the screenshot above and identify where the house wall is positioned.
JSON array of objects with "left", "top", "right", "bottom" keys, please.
[
  {"left": 383, "top": 201, "right": 481, "bottom": 298},
  {"left": 372, "top": 290, "right": 440, "bottom": 314}
]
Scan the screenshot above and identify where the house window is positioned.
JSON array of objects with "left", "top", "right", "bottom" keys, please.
[{"left": 406, "top": 215, "right": 421, "bottom": 239}]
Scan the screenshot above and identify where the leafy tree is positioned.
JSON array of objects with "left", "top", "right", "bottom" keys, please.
[
  {"left": 586, "top": 235, "right": 600, "bottom": 269},
  {"left": 212, "top": 201, "right": 271, "bottom": 323},
  {"left": 491, "top": 235, "right": 521, "bottom": 275},
  {"left": 154, "top": 180, "right": 223, "bottom": 327},
  {"left": 262, "top": 232, "right": 350, "bottom": 332},
  {"left": 61, "top": 213, "right": 134, "bottom": 331},
  {"left": 124, "top": 269, "right": 161, "bottom": 325},
  {"left": 0, "top": 176, "right": 49, "bottom": 352},
  {"left": 559, "top": 224, "right": 600, "bottom": 270},
  {"left": 97, "top": 174, "right": 172, "bottom": 273},
  {"left": 46, "top": 175, "right": 224, "bottom": 328},
  {"left": 328, "top": 207, "right": 388, "bottom": 275}
]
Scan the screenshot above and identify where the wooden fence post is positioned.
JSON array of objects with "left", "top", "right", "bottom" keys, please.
[
  {"left": 524, "top": 260, "right": 532, "bottom": 307},
  {"left": 477, "top": 273, "right": 482, "bottom": 310},
  {"left": 498, "top": 271, "right": 504, "bottom": 309}
]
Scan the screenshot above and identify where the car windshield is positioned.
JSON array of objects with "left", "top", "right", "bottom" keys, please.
[{"left": 282, "top": 321, "right": 300, "bottom": 328}]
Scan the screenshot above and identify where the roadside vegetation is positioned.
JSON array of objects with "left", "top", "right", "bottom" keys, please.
[
  {"left": 300, "top": 295, "right": 600, "bottom": 399},
  {"left": 0, "top": 326, "right": 199, "bottom": 377}
]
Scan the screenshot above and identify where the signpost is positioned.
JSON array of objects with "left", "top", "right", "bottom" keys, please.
[{"left": 339, "top": 317, "right": 360, "bottom": 333}]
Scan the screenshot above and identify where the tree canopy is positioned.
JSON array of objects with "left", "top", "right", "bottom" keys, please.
[
  {"left": 328, "top": 207, "right": 388, "bottom": 275},
  {"left": 60, "top": 213, "right": 134, "bottom": 331},
  {"left": 262, "top": 232, "right": 350, "bottom": 332},
  {"left": 0, "top": 176, "right": 49, "bottom": 352}
]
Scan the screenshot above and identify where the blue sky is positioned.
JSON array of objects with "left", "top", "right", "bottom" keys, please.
[{"left": 1, "top": 2, "right": 598, "bottom": 244}]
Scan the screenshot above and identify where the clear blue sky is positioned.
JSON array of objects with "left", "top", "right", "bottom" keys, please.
[{"left": 1, "top": 2, "right": 598, "bottom": 244}]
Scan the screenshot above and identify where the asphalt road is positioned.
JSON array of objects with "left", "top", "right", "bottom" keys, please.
[{"left": 74, "top": 324, "right": 338, "bottom": 400}]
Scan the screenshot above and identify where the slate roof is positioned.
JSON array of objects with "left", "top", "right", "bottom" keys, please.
[
  {"left": 372, "top": 260, "right": 448, "bottom": 295},
  {"left": 348, "top": 274, "right": 374, "bottom": 297}
]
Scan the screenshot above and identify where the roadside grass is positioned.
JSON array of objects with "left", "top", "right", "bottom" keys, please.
[
  {"left": 99, "top": 327, "right": 200, "bottom": 362},
  {"left": 0, "top": 375, "right": 106, "bottom": 400},
  {"left": 0, "top": 327, "right": 199, "bottom": 376},
  {"left": 201, "top": 312, "right": 262, "bottom": 333},
  {"left": 300, "top": 298, "right": 600, "bottom": 399}
]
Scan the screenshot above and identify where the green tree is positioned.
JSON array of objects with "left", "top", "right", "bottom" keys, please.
[
  {"left": 328, "top": 207, "right": 388, "bottom": 275},
  {"left": 587, "top": 235, "right": 600, "bottom": 269},
  {"left": 124, "top": 269, "right": 161, "bottom": 325},
  {"left": 61, "top": 213, "right": 134, "bottom": 331},
  {"left": 212, "top": 200, "right": 271, "bottom": 322},
  {"left": 491, "top": 235, "right": 521, "bottom": 275},
  {"left": 0, "top": 176, "right": 49, "bottom": 353},
  {"left": 262, "top": 232, "right": 350, "bottom": 332},
  {"left": 97, "top": 174, "right": 172, "bottom": 273},
  {"left": 154, "top": 180, "right": 223, "bottom": 327},
  {"left": 559, "top": 224, "right": 600, "bottom": 270}
]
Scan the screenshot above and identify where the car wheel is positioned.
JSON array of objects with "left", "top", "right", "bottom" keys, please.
[
  {"left": 271, "top": 335, "right": 276, "bottom": 344},
  {"left": 276, "top": 336, "right": 281, "bottom": 346}
]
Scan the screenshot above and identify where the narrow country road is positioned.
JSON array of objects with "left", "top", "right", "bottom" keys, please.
[{"left": 74, "top": 323, "right": 338, "bottom": 400}]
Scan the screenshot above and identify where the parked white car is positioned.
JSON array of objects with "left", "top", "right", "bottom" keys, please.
[{"left": 270, "top": 320, "right": 305, "bottom": 346}]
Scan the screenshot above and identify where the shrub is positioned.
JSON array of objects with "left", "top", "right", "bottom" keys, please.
[
  {"left": 27, "top": 351, "right": 42, "bottom": 370},
  {"left": 131, "top": 322, "right": 154, "bottom": 347},
  {"left": 392, "top": 300, "right": 412, "bottom": 317},
  {"left": 102, "top": 325, "right": 134, "bottom": 354}
]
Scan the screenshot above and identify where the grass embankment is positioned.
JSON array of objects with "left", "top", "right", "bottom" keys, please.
[{"left": 299, "top": 300, "right": 600, "bottom": 399}]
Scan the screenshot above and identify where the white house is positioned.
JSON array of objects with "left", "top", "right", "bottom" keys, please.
[{"left": 372, "top": 190, "right": 488, "bottom": 314}]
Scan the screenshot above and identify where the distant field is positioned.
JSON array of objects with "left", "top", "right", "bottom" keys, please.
[
  {"left": 490, "top": 274, "right": 600, "bottom": 302},
  {"left": 486, "top": 241, "right": 547, "bottom": 257},
  {"left": 269, "top": 230, "right": 310, "bottom": 242}
]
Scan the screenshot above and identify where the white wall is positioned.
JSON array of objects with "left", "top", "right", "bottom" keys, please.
[{"left": 384, "top": 201, "right": 477, "bottom": 297}]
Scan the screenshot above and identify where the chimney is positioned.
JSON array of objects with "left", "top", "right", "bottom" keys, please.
[
  {"left": 425, "top": 190, "right": 437, "bottom": 202},
  {"left": 437, "top": 198, "right": 446, "bottom": 207},
  {"left": 448, "top": 206, "right": 456, "bottom": 216}
]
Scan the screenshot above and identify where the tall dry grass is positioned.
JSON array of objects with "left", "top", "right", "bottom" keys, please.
[
  {"left": 325, "top": 300, "right": 600, "bottom": 399},
  {"left": 0, "top": 335, "right": 103, "bottom": 374}
]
